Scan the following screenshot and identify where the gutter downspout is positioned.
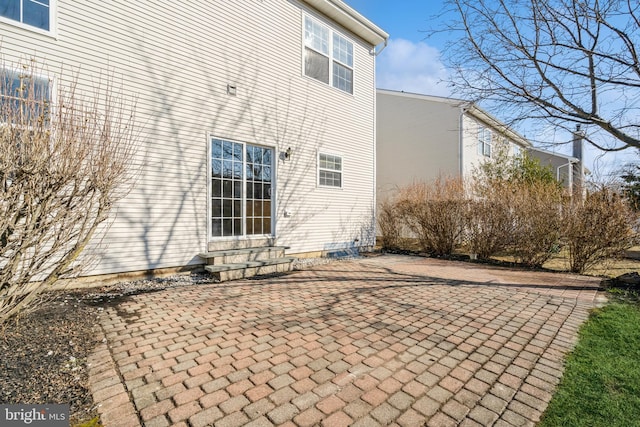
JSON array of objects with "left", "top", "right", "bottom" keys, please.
[
  {"left": 459, "top": 104, "right": 471, "bottom": 177},
  {"left": 372, "top": 38, "right": 388, "bottom": 56},
  {"left": 556, "top": 160, "right": 576, "bottom": 193}
]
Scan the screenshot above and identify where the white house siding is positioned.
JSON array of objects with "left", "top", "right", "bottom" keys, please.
[
  {"left": 460, "top": 114, "right": 488, "bottom": 180},
  {"left": 0, "top": 0, "right": 383, "bottom": 275}
]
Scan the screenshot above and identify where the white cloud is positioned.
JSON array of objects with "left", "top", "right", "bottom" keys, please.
[{"left": 376, "top": 38, "right": 451, "bottom": 97}]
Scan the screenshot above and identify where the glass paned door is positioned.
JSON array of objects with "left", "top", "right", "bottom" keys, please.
[
  {"left": 210, "top": 138, "right": 273, "bottom": 238},
  {"left": 246, "top": 145, "right": 272, "bottom": 235}
]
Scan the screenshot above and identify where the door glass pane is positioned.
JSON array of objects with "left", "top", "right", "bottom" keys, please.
[
  {"left": 212, "top": 199, "right": 222, "bottom": 216},
  {"left": 211, "top": 219, "right": 222, "bottom": 236},
  {"left": 223, "top": 180, "right": 232, "bottom": 197},
  {"left": 223, "top": 200, "right": 232, "bottom": 217},
  {"left": 211, "top": 180, "right": 221, "bottom": 197},
  {"left": 223, "top": 219, "right": 232, "bottom": 235},
  {"left": 253, "top": 219, "right": 263, "bottom": 234}
]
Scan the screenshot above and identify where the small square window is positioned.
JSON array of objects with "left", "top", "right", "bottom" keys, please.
[{"left": 319, "top": 153, "right": 342, "bottom": 188}]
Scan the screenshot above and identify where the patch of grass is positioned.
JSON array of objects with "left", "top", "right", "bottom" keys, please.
[
  {"left": 539, "top": 302, "right": 640, "bottom": 427},
  {"left": 73, "top": 416, "right": 102, "bottom": 427}
]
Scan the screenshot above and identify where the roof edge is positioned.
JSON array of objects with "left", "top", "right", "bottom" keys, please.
[{"left": 301, "top": 0, "right": 389, "bottom": 46}]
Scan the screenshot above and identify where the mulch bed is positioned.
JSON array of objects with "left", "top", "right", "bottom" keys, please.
[{"left": 0, "top": 291, "right": 102, "bottom": 425}]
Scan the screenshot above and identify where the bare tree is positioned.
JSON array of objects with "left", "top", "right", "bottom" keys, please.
[
  {"left": 0, "top": 62, "right": 137, "bottom": 323},
  {"left": 440, "top": 0, "right": 640, "bottom": 151}
]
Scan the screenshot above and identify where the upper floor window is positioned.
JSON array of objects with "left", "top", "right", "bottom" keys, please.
[
  {"left": 318, "top": 153, "right": 342, "bottom": 188},
  {"left": 477, "top": 126, "right": 492, "bottom": 157},
  {"left": 0, "top": 0, "right": 52, "bottom": 32},
  {"left": 304, "top": 15, "right": 354, "bottom": 94}
]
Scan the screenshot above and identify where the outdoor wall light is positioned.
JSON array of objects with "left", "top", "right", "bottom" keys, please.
[
  {"left": 284, "top": 147, "right": 292, "bottom": 160},
  {"left": 227, "top": 84, "right": 237, "bottom": 96}
]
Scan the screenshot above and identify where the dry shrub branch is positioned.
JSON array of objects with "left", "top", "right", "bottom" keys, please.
[
  {"left": 394, "top": 177, "right": 467, "bottom": 256},
  {"left": 0, "top": 61, "right": 138, "bottom": 323},
  {"left": 564, "top": 187, "right": 637, "bottom": 273},
  {"left": 377, "top": 198, "right": 402, "bottom": 251},
  {"left": 379, "top": 148, "right": 637, "bottom": 273}
]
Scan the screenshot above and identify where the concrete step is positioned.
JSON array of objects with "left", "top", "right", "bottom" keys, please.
[
  {"left": 198, "top": 246, "right": 288, "bottom": 265},
  {"left": 204, "top": 257, "right": 296, "bottom": 281}
]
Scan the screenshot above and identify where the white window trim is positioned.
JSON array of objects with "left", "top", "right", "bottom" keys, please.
[
  {"left": 0, "top": 0, "right": 58, "bottom": 38},
  {"left": 302, "top": 13, "right": 355, "bottom": 95},
  {"left": 317, "top": 151, "right": 343, "bottom": 189}
]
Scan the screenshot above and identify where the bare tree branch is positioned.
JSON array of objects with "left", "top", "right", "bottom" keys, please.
[{"left": 439, "top": 0, "right": 640, "bottom": 151}]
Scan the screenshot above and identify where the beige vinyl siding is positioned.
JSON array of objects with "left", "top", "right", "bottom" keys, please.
[
  {"left": 376, "top": 90, "right": 462, "bottom": 203},
  {"left": 0, "top": 0, "right": 378, "bottom": 274}
]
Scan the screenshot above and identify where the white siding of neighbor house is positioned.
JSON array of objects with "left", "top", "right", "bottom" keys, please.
[
  {"left": 376, "top": 90, "right": 462, "bottom": 203},
  {"left": 0, "top": 0, "right": 379, "bottom": 275},
  {"left": 461, "top": 114, "right": 488, "bottom": 179}
]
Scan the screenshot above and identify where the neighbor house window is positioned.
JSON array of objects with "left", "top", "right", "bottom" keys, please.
[
  {"left": 318, "top": 153, "right": 342, "bottom": 188},
  {"left": 477, "top": 126, "right": 492, "bottom": 157},
  {"left": 304, "top": 15, "right": 354, "bottom": 94},
  {"left": 0, "top": 0, "right": 53, "bottom": 32}
]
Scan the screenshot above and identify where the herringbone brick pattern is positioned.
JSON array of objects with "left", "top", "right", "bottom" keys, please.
[{"left": 90, "top": 254, "right": 604, "bottom": 426}]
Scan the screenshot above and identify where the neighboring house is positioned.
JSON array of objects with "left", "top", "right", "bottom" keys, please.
[
  {"left": 528, "top": 147, "right": 581, "bottom": 191},
  {"left": 376, "top": 89, "right": 531, "bottom": 203},
  {"left": 376, "top": 89, "right": 584, "bottom": 204},
  {"left": 0, "top": 1, "right": 387, "bottom": 278}
]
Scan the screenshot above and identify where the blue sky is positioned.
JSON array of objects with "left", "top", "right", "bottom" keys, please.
[
  {"left": 343, "top": 0, "right": 635, "bottom": 178},
  {"left": 344, "top": 1, "right": 453, "bottom": 97}
]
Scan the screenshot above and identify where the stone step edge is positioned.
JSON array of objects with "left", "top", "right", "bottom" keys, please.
[
  {"left": 198, "top": 246, "right": 290, "bottom": 260},
  {"left": 204, "top": 257, "right": 296, "bottom": 273}
]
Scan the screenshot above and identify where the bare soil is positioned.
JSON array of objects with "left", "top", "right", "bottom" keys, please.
[{"left": 0, "top": 290, "right": 102, "bottom": 425}]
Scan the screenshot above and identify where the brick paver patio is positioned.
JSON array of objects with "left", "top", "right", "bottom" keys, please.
[{"left": 88, "top": 254, "right": 605, "bottom": 426}]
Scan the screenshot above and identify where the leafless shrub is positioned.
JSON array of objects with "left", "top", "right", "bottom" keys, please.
[
  {"left": 0, "top": 62, "right": 138, "bottom": 323},
  {"left": 378, "top": 198, "right": 402, "bottom": 251},
  {"left": 395, "top": 177, "right": 467, "bottom": 256},
  {"left": 508, "top": 181, "right": 565, "bottom": 268},
  {"left": 564, "top": 187, "right": 637, "bottom": 273},
  {"left": 465, "top": 190, "right": 512, "bottom": 260}
]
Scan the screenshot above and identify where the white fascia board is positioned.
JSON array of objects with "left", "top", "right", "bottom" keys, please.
[{"left": 301, "top": 0, "right": 389, "bottom": 46}]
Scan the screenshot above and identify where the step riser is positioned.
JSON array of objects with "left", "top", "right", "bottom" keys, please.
[
  {"left": 212, "top": 262, "right": 293, "bottom": 281},
  {"left": 208, "top": 249, "right": 285, "bottom": 265}
]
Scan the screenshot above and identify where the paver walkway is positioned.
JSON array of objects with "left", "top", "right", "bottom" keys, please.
[{"left": 88, "top": 254, "right": 605, "bottom": 427}]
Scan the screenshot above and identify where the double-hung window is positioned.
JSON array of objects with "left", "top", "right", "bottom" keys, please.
[
  {"left": 477, "top": 126, "right": 492, "bottom": 157},
  {"left": 318, "top": 153, "right": 342, "bottom": 188},
  {"left": 304, "top": 15, "right": 354, "bottom": 94},
  {"left": 0, "top": 0, "right": 53, "bottom": 33}
]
